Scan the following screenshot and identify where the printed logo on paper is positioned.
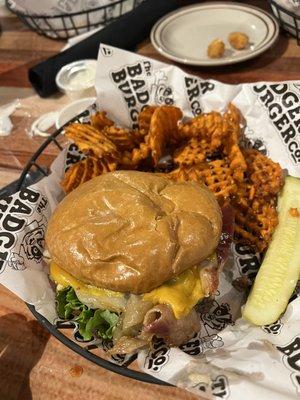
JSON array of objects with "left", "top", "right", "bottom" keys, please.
[
  {"left": 289, "top": 288, "right": 300, "bottom": 303},
  {"left": 184, "top": 76, "right": 215, "bottom": 116},
  {"left": 252, "top": 83, "right": 300, "bottom": 165},
  {"left": 65, "top": 143, "right": 85, "bottom": 171},
  {"left": 241, "top": 129, "right": 268, "bottom": 156},
  {"left": 179, "top": 298, "right": 230, "bottom": 357},
  {"left": 102, "top": 340, "right": 129, "bottom": 366},
  {"left": 233, "top": 243, "right": 261, "bottom": 282},
  {"left": 21, "top": 217, "right": 47, "bottom": 263},
  {"left": 201, "top": 300, "right": 234, "bottom": 335},
  {"left": 110, "top": 61, "right": 174, "bottom": 129},
  {"left": 150, "top": 70, "right": 174, "bottom": 106},
  {"left": 277, "top": 336, "right": 300, "bottom": 395},
  {"left": 180, "top": 333, "right": 224, "bottom": 356},
  {"left": 262, "top": 319, "right": 283, "bottom": 335},
  {"left": 101, "top": 46, "right": 113, "bottom": 57},
  {"left": 192, "top": 374, "right": 230, "bottom": 399},
  {"left": 0, "top": 188, "right": 48, "bottom": 274},
  {"left": 144, "top": 338, "right": 170, "bottom": 372}
]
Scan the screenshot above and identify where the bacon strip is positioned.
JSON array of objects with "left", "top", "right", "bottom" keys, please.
[
  {"left": 196, "top": 204, "right": 235, "bottom": 298},
  {"left": 141, "top": 304, "right": 201, "bottom": 346},
  {"left": 200, "top": 265, "right": 219, "bottom": 296},
  {"left": 217, "top": 204, "right": 235, "bottom": 269}
]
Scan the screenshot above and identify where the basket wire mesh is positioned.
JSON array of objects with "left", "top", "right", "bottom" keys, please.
[
  {"left": 269, "top": 0, "right": 300, "bottom": 45},
  {"left": 6, "top": 0, "right": 143, "bottom": 39},
  {"left": 27, "top": 302, "right": 169, "bottom": 385}
]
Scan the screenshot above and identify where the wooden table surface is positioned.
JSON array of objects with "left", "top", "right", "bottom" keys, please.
[{"left": 0, "top": 1, "right": 299, "bottom": 399}]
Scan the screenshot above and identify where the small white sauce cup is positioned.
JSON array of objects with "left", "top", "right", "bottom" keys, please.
[
  {"left": 55, "top": 97, "right": 97, "bottom": 129},
  {"left": 55, "top": 59, "right": 97, "bottom": 100}
]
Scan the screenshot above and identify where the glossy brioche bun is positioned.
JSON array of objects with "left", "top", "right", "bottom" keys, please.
[{"left": 46, "top": 171, "right": 222, "bottom": 294}]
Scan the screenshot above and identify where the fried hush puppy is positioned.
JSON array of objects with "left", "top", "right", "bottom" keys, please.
[
  {"left": 228, "top": 32, "right": 249, "bottom": 50},
  {"left": 207, "top": 32, "right": 249, "bottom": 59},
  {"left": 207, "top": 39, "right": 225, "bottom": 59}
]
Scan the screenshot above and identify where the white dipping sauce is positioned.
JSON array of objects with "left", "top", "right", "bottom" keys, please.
[{"left": 56, "top": 59, "right": 97, "bottom": 100}]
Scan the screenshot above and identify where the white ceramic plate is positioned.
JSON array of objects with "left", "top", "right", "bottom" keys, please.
[{"left": 151, "top": 2, "right": 279, "bottom": 66}]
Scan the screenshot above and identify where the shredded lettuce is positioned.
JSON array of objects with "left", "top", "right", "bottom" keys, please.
[{"left": 56, "top": 287, "right": 118, "bottom": 341}]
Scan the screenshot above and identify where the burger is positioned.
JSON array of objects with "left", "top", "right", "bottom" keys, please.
[{"left": 46, "top": 170, "right": 224, "bottom": 354}]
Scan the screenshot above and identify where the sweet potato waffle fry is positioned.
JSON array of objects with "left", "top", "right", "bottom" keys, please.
[
  {"left": 61, "top": 157, "right": 117, "bottom": 194},
  {"left": 222, "top": 104, "right": 247, "bottom": 181},
  {"left": 234, "top": 200, "right": 278, "bottom": 253},
  {"left": 138, "top": 106, "right": 157, "bottom": 137},
  {"left": 173, "top": 138, "right": 211, "bottom": 166},
  {"left": 65, "top": 123, "right": 119, "bottom": 160},
  {"left": 223, "top": 137, "right": 247, "bottom": 182},
  {"left": 61, "top": 103, "right": 283, "bottom": 253},
  {"left": 120, "top": 142, "right": 151, "bottom": 170},
  {"left": 147, "top": 106, "right": 182, "bottom": 165},
  {"left": 167, "top": 164, "right": 203, "bottom": 184},
  {"left": 223, "top": 103, "right": 244, "bottom": 129},
  {"left": 197, "top": 160, "right": 237, "bottom": 201},
  {"left": 230, "top": 148, "right": 283, "bottom": 251},
  {"left": 91, "top": 111, "right": 114, "bottom": 131},
  {"left": 102, "top": 126, "right": 139, "bottom": 151},
  {"left": 243, "top": 148, "right": 283, "bottom": 197},
  {"left": 168, "top": 160, "right": 236, "bottom": 202},
  {"left": 178, "top": 111, "right": 225, "bottom": 150},
  {"left": 176, "top": 104, "right": 246, "bottom": 180}
]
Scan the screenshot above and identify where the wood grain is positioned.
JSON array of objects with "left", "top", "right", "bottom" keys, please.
[{"left": 0, "top": 1, "right": 300, "bottom": 399}]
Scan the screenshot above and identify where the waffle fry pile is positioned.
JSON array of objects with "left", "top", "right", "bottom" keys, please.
[{"left": 61, "top": 104, "right": 284, "bottom": 253}]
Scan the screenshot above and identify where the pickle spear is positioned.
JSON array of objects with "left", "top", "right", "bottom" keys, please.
[{"left": 243, "top": 176, "right": 300, "bottom": 326}]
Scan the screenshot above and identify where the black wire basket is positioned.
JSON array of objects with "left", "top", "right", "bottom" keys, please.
[
  {"left": 269, "top": 0, "right": 300, "bottom": 45},
  {"left": 27, "top": 302, "right": 169, "bottom": 385},
  {"left": 6, "top": 0, "right": 143, "bottom": 40},
  {"left": 0, "top": 111, "right": 170, "bottom": 386}
]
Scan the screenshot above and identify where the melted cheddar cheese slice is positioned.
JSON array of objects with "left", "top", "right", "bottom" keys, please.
[
  {"left": 143, "top": 266, "right": 204, "bottom": 318},
  {"left": 50, "top": 262, "right": 123, "bottom": 298},
  {"left": 50, "top": 262, "right": 205, "bottom": 319}
]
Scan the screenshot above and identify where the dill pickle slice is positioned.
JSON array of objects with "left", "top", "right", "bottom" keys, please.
[{"left": 243, "top": 176, "right": 300, "bottom": 326}]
